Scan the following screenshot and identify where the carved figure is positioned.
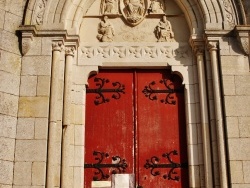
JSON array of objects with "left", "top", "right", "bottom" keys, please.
[
  {"left": 102, "top": 0, "right": 118, "bottom": 14},
  {"left": 97, "top": 16, "right": 115, "bottom": 42},
  {"left": 155, "top": 15, "right": 175, "bottom": 42},
  {"left": 124, "top": 0, "right": 145, "bottom": 23},
  {"left": 148, "top": 0, "right": 165, "bottom": 14}
]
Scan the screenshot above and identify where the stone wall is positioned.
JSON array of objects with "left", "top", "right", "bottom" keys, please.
[
  {"left": 220, "top": 36, "right": 250, "bottom": 187},
  {"left": 0, "top": 0, "right": 26, "bottom": 187}
]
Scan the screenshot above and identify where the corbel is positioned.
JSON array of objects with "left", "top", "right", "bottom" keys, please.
[
  {"left": 21, "top": 32, "right": 34, "bottom": 56},
  {"left": 235, "top": 25, "right": 250, "bottom": 55}
]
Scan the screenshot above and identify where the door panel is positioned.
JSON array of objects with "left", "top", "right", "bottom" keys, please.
[{"left": 84, "top": 70, "right": 189, "bottom": 188}]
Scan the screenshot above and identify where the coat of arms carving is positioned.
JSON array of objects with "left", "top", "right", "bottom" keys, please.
[{"left": 120, "top": 0, "right": 148, "bottom": 26}]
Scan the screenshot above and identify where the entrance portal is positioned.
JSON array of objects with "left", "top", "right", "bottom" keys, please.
[{"left": 84, "top": 69, "right": 189, "bottom": 188}]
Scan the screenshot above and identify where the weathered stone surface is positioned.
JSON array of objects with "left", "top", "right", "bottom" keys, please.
[
  {"left": 0, "top": 137, "right": 15, "bottom": 161},
  {"left": 228, "top": 138, "right": 250, "bottom": 160},
  {"left": 230, "top": 161, "right": 244, "bottom": 183},
  {"left": 0, "top": 160, "right": 13, "bottom": 184},
  {"left": 16, "top": 118, "right": 35, "bottom": 139},
  {"left": 37, "top": 76, "right": 50, "bottom": 96},
  {"left": 34, "top": 118, "right": 48, "bottom": 140},
  {"left": 25, "top": 37, "right": 42, "bottom": 56},
  {"left": 243, "top": 161, "right": 250, "bottom": 183},
  {"left": 15, "top": 140, "right": 47, "bottom": 162},
  {"left": 222, "top": 76, "right": 235, "bottom": 96},
  {"left": 20, "top": 76, "right": 37, "bottom": 97},
  {"left": 32, "top": 162, "right": 46, "bottom": 186},
  {"left": 224, "top": 96, "right": 250, "bottom": 117},
  {"left": 226, "top": 117, "right": 239, "bottom": 138},
  {"left": 0, "top": 114, "right": 16, "bottom": 138},
  {"left": 239, "top": 117, "right": 250, "bottom": 138},
  {"left": 21, "top": 56, "right": 51, "bottom": 76},
  {"left": 1, "top": 30, "right": 20, "bottom": 55},
  {"left": 18, "top": 97, "right": 49, "bottom": 118},
  {"left": 221, "top": 56, "right": 249, "bottom": 75},
  {"left": 0, "top": 92, "right": 18, "bottom": 116},
  {"left": 235, "top": 75, "right": 250, "bottom": 95},
  {"left": 0, "top": 71, "right": 20, "bottom": 95},
  {"left": 0, "top": 51, "right": 21, "bottom": 75},
  {"left": 4, "top": 12, "right": 22, "bottom": 33},
  {"left": 0, "top": 9, "right": 5, "bottom": 29},
  {"left": 14, "top": 162, "right": 32, "bottom": 186}
]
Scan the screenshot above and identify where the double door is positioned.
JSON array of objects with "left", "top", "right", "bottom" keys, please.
[{"left": 84, "top": 69, "right": 189, "bottom": 188}]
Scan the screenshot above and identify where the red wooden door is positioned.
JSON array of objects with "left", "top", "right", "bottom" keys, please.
[{"left": 84, "top": 70, "right": 189, "bottom": 188}]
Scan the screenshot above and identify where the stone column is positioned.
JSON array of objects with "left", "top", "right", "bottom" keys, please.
[
  {"left": 195, "top": 45, "right": 213, "bottom": 188},
  {"left": 46, "top": 40, "right": 64, "bottom": 188},
  {"left": 61, "top": 46, "right": 75, "bottom": 188},
  {"left": 208, "top": 41, "right": 228, "bottom": 188}
]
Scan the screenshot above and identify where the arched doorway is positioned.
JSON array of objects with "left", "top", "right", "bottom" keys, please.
[{"left": 84, "top": 69, "right": 189, "bottom": 187}]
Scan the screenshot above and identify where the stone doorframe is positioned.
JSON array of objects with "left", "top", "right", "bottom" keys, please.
[{"left": 18, "top": 25, "right": 248, "bottom": 188}]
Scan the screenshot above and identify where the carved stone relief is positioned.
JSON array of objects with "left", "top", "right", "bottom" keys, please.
[
  {"left": 148, "top": 0, "right": 165, "bottom": 14},
  {"left": 120, "top": 0, "right": 148, "bottom": 26},
  {"left": 155, "top": 15, "right": 175, "bottom": 42},
  {"left": 100, "top": 0, "right": 119, "bottom": 15},
  {"left": 97, "top": 16, "right": 115, "bottom": 42},
  {"left": 34, "top": 0, "right": 48, "bottom": 25},
  {"left": 222, "top": 0, "right": 235, "bottom": 27}
]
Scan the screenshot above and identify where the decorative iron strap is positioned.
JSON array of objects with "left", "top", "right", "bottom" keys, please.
[
  {"left": 86, "top": 77, "right": 125, "bottom": 105},
  {"left": 84, "top": 151, "right": 128, "bottom": 181},
  {"left": 142, "top": 79, "right": 184, "bottom": 105},
  {"left": 144, "top": 150, "right": 188, "bottom": 181}
]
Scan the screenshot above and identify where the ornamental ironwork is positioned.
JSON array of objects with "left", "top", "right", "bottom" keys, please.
[
  {"left": 144, "top": 150, "right": 188, "bottom": 181},
  {"left": 142, "top": 78, "right": 183, "bottom": 105},
  {"left": 84, "top": 151, "right": 128, "bottom": 181},
  {"left": 86, "top": 77, "right": 125, "bottom": 105}
]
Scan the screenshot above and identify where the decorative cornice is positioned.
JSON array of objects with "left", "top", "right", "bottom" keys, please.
[{"left": 235, "top": 25, "right": 250, "bottom": 55}]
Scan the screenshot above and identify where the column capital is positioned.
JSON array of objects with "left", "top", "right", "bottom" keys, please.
[
  {"left": 207, "top": 41, "right": 218, "bottom": 52},
  {"left": 189, "top": 38, "right": 205, "bottom": 56},
  {"left": 65, "top": 46, "right": 76, "bottom": 57},
  {"left": 52, "top": 40, "right": 64, "bottom": 52}
]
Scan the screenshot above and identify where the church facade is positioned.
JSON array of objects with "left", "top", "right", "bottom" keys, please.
[{"left": 0, "top": 0, "right": 250, "bottom": 187}]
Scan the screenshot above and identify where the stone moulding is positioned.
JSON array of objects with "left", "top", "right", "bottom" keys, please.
[
  {"left": 34, "top": 0, "right": 48, "bottom": 25},
  {"left": 79, "top": 42, "right": 192, "bottom": 65},
  {"left": 235, "top": 25, "right": 250, "bottom": 55}
]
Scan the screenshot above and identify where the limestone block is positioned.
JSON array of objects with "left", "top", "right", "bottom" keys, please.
[
  {"left": 230, "top": 161, "right": 244, "bottom": 183},
  {"left": 4, "top": 12, "right": 22, "bottom": 33},
  {"left": 20, "top": 76, "right": 37, "bottom": 97},
  {"left": 0, "top": 71, "right": 20, "bottom": 95},
  {"left": 74, "top": 167, "right": 83, "bottom": 188},
  {"left": 32, "top": 162, "right": 46, "bottom": 186},
  {"left": 228, "top": 138, "right": 250, "bottom": 160},
  {"left": 221, "top": 56, "right": 249, "bottom": 75},
  {"left": 185, "top": 103, "right": 197, "bottom": 124},
  {"left": 16, "top": 118, "right": 35, "bottom": 139},
  {"left": 0, "top": 9, "right": 4, "bottom": 29},
  {"left": 226, "top": 117, "right": 239, "bottom": 138},
  {"left": 189, "top": 165, "right": 200, "bottom": 187},
  {"left": 186, "top": 123, "right": 197, "bottom": 145},
  {"left": 21, "top": 56, "right": 51, "bottom": 76},
  {"left": 41, "top": 37, "right": 52, "bottom": 56},
  {"left": 0, "top": 50, "right": 21, "bottom": 75},
  {"left": 231, "top": 184, "right": 250, "bottom": 188},
  {"left": 243, "top": 161, "right": 250, "bottom": 183},
  {"left": 37, "top": 76, "right": 50, "bottom": 96},
  {"left": 0, "top": 160, "right": 13, "bottom": 184},
  {"left": 15, "top": 140, "right": 47, "bottom": 162},
  {"left": 74, "top": 145, "right": 84, "bottom": 166},
  {"left": 225, "top": 96, "right": 250, "bottom": 117},
  {"left": 14, "top": 162, "right": 32, "bottom": 186},
  {"left": 0, "top": 92, "right": 18, "bottom": 116},
  {"left": 1, "top": 30, "right": 20, "bottom": 55},
  {"left": 222, "top": 76, "right": 236, "bottom": 96},
  {"left": 25, "top": 37, "right": 42, "bottom": 56},
  {"left": 74, "top": 104, "right": 84, "bottom": 125},
  {"left": 0, "top": 137, "right": 15, "bottom": 161},
  {"left": 0, "top": 114, "right": 16, "bottom": 138},
  {"left": 0, "top": 185, "right": 12, "bottom": 188},
  {"left": 18, "top": 97, "right": 49, "bottom": 118},
  {"left": 239, "top": 117, "right": 250, "bottom": 138},
  {"left": 8, "top": 0, "right": 25, "bottom": 17},
  {"left": 235, "top": 75, "right": 250, "bottom": 95},
  {"left": 34, "top": 118, "right": 48, "bottom": 140}
]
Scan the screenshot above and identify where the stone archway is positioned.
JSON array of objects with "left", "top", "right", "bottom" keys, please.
[{"left": 16, "top": 0, "right": 249, "bottom": 188}]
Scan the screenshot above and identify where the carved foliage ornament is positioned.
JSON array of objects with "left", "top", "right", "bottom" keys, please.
[
  {"left": 222, "top": 0, "right": 235, "bottom": 27},
  {"left": 34, "top": 0, "right": 48, "bottom": 25}
]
